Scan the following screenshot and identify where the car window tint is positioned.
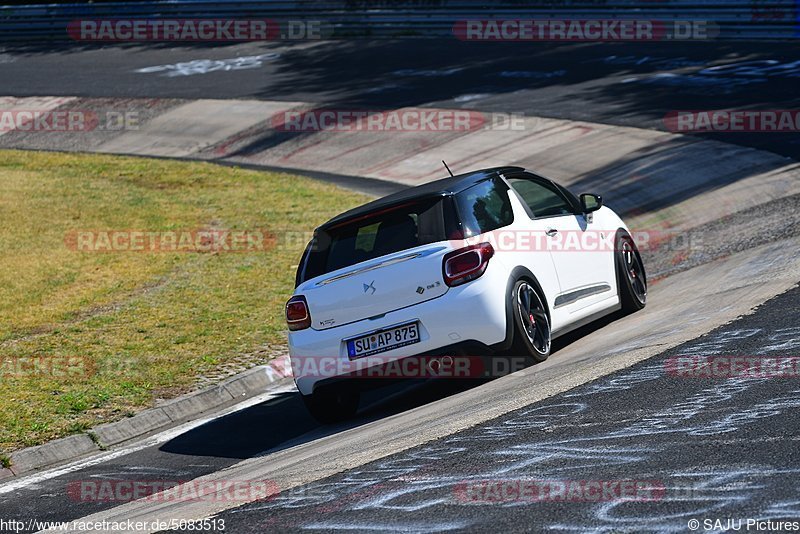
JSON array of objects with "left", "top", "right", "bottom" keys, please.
[
  {"left": 454, "top": 178, "right": 513, "bottom": 237},
  {"left": 507, "top": 177, "right": 575, "bottom": 218},
  {"left": 298, "top": 198, "right": 445, "bottom": 283},
  {"left": 354, "top": 222, "right": 380, "bottom": 253}
]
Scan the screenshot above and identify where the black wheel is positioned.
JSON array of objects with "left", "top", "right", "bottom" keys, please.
[
  {"left": 301, "top": 386, "right": 360, "bottom": 424},
  {"left": 615, "top": 231, "right": 647, "bottom": 313},
  {"left": 509, "top": 279, "right": 551, "bottom": 363}
]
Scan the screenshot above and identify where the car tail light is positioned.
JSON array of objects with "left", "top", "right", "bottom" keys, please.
[
  {"left": 286, "top": 295, "right": 311, "bottom": 331},
  {"left": 443, "top": 242, "right": 495, "bottom": 287}
]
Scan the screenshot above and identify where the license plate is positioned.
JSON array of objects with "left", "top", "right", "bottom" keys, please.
[{"left": 346, "top": 322, "right": 420, "bottom": 359}]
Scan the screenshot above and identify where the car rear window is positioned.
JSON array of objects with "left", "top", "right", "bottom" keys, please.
[
  {"left": 295, "top": 178, "right": 515, "bottom": 285},
  {"left": 296, "top": 197, "right": 448, "bottom": 285}
]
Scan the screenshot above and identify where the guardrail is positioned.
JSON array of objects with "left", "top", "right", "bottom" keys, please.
[{"left": 0, "top": 0, "right": 797, "bottom": 42}]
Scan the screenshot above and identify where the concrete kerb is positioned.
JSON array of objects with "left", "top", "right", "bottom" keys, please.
[{"left": 8, "top": 434, "right": 97, "bottom": 477}]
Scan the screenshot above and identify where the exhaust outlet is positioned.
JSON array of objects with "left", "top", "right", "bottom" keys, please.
[{"left": 426, "top": 355, "right": 455, "bottom": 375}]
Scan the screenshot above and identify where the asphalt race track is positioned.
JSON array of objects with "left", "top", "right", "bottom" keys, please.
[
  {"left": 0, "top": 376, "right": 492, "bottom": 529},
  {"left": 2, "top": 40, "right": 800, "bottom": 159},
  {"left": 1, "top": 38, "right": 800, "bottom": 534},
  {"left": 2, "top": 238, "right": 797, "bottom": 533},
  {"left": 178, "top": 285, "right": 800, "bottom": 533}
]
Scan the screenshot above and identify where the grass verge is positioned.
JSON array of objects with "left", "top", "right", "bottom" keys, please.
[{"left": 0, "top": 150, "right": 369, "bottom": 453}]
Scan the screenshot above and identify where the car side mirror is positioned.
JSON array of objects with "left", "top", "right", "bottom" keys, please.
[{"left": 580, "top": 193, "right": 603, "bottom": 213}]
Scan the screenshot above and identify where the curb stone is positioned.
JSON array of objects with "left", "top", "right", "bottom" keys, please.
[
  {"left": 9, "top": 434, "right": 97, "bottom": 476},
  {"left": 91, "top": 408, "right": 174, "bottom": 449},
  {"left": 1, "top": 362, "right": 294, "bottom": 479}
]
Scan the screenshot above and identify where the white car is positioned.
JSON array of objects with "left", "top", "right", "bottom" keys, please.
[{"left": 286, "top": 167, "right": 646, "bottom": 422}]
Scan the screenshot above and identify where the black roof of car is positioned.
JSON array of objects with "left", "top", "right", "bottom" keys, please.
[{"left": 320, "top": 166, "right": 524, "bottom": 230}]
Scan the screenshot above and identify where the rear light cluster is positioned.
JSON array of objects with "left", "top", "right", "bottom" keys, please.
[
  {"left": 442, "top": 242, "right": 495, "bottom": 287},
  {"left": 286, "top": 295, "right": 311, "bottom": 331}
]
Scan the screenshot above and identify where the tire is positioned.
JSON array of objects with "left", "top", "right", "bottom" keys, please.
[
  {"left": 509, "top": 279, "right": 551, "bottom": 363},
  {"left": 301, "top": 385, "right": 360, "bottom": 424},
  {"left": 615, "top": 231, "right": 647, "bottom": 313}
]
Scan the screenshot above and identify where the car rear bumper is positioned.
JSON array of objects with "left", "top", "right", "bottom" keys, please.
[{"left": 288, "top": 267, "right": 508, "bottom": 396}]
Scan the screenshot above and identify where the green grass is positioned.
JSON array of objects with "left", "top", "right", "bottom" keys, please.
[{"left": 0, "top": 150, "right": 369, "bottom": 453}]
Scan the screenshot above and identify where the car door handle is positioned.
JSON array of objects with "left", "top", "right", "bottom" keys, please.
[{"left": 545, "top": 228, "right": 558, "bottom": 237}]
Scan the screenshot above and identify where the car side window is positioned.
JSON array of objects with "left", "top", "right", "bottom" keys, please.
[
  {"left": 507, "top": 175, "right": 576, "bottom": 218},
  {"left": 454, "top": 178, "right": 514, "bottom": 237}
]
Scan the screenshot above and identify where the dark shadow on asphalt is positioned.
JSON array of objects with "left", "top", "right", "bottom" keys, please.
[
  {"left": 4, "top": 39, "right": 800, "bottom": 163},
  {"left": 159, "top": 308, "right": 627, "bottom": 460},
  {"left": 213, "top": 39, "right": 800, "bottom": 203},
  {"left": 158, "top": 376, "right": 485, "bottom": 460}
]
